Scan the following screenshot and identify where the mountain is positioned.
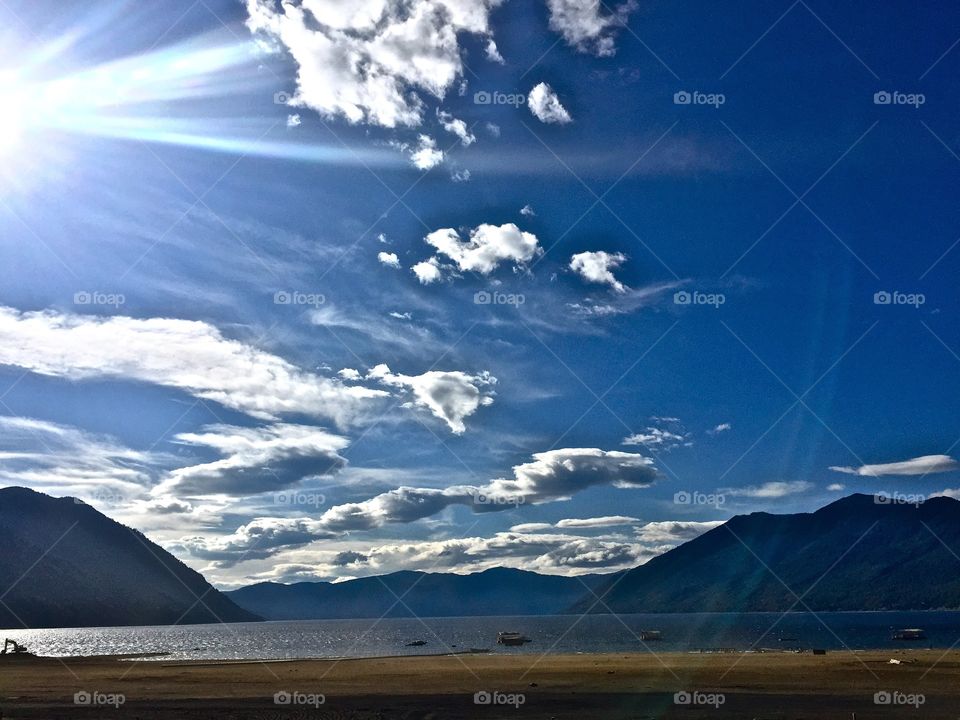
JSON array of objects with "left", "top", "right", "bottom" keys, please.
[
  {"left": 227, "top": 567, "right": 615, "bottom": 620},
  {"left": 575, "top": 493, "right": 960, "bottom": 613},
  {"left": 0, "top": 486, "right": 260, "bottom": 628}
]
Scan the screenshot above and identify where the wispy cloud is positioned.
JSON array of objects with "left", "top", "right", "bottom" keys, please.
[{"left": 829, "top": 455, "right": 959, "bottom": 477}]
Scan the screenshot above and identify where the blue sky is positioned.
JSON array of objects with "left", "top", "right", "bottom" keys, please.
[{"left": 1, "top": 0, "right": 959, "bottom": 586}]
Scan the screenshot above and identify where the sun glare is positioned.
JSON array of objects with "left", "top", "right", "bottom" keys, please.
[{"left": 0, "top": 72, "right": 26, "bottom": 156}]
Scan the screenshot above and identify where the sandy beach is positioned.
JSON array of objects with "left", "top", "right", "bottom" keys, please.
[{"left": 2, "top": 649, "right": 958, "bottom": 718}]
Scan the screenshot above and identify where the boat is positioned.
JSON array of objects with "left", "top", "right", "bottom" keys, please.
[
  {"left": 639, "top": 630, "right": 662, "bottom": 641},
  {"left": 497, "top": 632, "right": 531, "bottom": 646},
  {"left": 892, "top": 628, "right": 926, "bottom": 641},
  {"left": 405, "top": 640, "right": 427, "bottom": 647}
]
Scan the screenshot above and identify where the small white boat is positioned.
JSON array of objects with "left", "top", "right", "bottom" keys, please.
[
  {"left": 497, "top": 632, "right": 531, "bottom": 646},
  {"left": 892, "top": 628, "right": 925, "bottom": 640}
]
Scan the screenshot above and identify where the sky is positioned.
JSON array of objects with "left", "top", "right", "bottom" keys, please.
[{"left": 1, "top": 0, "right": 959, "bottom": 588}]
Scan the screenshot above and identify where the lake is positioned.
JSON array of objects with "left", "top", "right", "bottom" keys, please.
[{"left": 5, "top": 611, "right": 960, "bottom": 661}]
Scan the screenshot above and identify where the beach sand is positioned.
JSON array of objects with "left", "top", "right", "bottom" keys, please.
[{"left": 1, "top": 649, "right": 957, "bottom": 718}]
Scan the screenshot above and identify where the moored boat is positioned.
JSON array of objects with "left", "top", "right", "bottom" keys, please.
[{"left": 497, "top": 632, "right": 531, "bottom": 646}]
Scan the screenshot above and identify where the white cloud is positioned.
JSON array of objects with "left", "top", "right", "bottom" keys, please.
[
  {"left": 368, "top": 363, "right": 496, "bottom": 433},
  {"left": 545, "top": 0, "right": 637, "bottom": 56},
  {"left": 377, "top": 251, "right": 401, "bottom": 268},
  {"left": 520, "top": 204, "right": 536, "bottom": 217},
  {"left": 388, "top": 311, "right": 412, "bottom": 320},
  {"left": 338, "top": 368, "right": 362, "bottom": 380},
  {"left": 185, "top": 448, "right": 658, "bottom": 564},
  {"left": 634, "top": 520, "right": 723, "bottom": 544},
  {"left": 411, "top": 256, "right": 444, "bottom": 284},
  {"left": 708, "top": 422, "right": 732, "bottom": 435},
  {"left": 286, "top": 113, "right": 301, "bottom": 127},
  {"left": 0, "top": 306, "right": 386, "bottom": 428},
  {"left": 159, "top": 423, "right": 349, "bottom": 496},
  {"left": 829, "top": 455, "right": 959, "bottom": 477},
  {"left": 622, "top": 427, "right": 685, "bottom": 450},
  {"left": 485, "top": 121, "right": 501, "bottom": 138},
  {"left": 246, "top": 0, "right": 504, "bottom": 129},
  {"left": 410, "top": 134, "right": 444, "bottom": 169},
  {"left": 437, "top": 110, "right": 476, "bottom": 146},
  {"left": 826, "top": 483, "right": 845, "bottom": 491},
  {"left": 556, "top": 515, "right": 639, "bottom": 529},
  {"left": 485, "top": 38, "right": 505, "bottom": 63},
  {"left": 420, "top": 223, "right": 541, "bottom": 279},
  {"left": 528, "top": 82, "right": 572, "bottom": 124},
  {"left": 569, "top": 251, "right": 627, "bottom": 292},
  {"left": 450, "top": 168, "right": 471, "bottom": 182},
  {"left": 723, "top": 481, "right": 814, "bottom": 498},
  {"left": 0, "top": 416, "right": 156, "bottom": 500}
]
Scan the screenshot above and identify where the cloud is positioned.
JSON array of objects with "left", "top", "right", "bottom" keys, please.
[
  {"left": 569, "top": 251, "right": 627, "bottom": 292},
  {"left": 418, "top": 223, "right": 541, "bottom": 280},
  {"left": 450, "top": 168, "right": 471, "bottom": 182},
  {"left": 410, "top": 134, "right": 444, "bottom": 169},
  {"left": 566, "top": 279, "right": 684, "bottom": 318},
  {"left": 829, "top": 455, "right": 959, "bottom": 477},
  {"left": 286, "top": 113, "right": 301, "bottom": 127},
  {"left": 437, "top": 110, "right": 476, "bottom": 146},
  {"left": 708, "top": 422, "right": 732, "bottom": 435},
  {"left": 184, "top": 448, "right": 658, "bottom": 564},
  {"left": 411, "top": 256, "right": 444, "bottom": 284},
  {"left": 485, "top": 38, "right": 504, "bottom": 63},
  {"left": 244, "top": 530, "right": 660, "bottom": 579},
  {"left": 555, "top": 515, "right": 639, "bottom": 529},
  {"left": 722, "top": 481, "right": 814, "bottom": 498},
  {"left": 545, "top": 0, "right": 637, "bottom": 57},
  {"left": 246, "top": 0, "right": 504, "bottom": 129},
  {"left": 338, "top": 368, "right": 362, "bottom": 380},
  {"left": 520, "top": 204, "right": 536, "bottom": 217},
  {"left": 377, "top": 251, "right": 401, "bottom": 268},
  {"left": 634, "top": 520, "right": 723, "bottom": 544},
  {"left": 368, "top": 363, "right": 496, "bottom": 433},
  {"left": 0, "top": 307, "right": 388, "bottom": 427},
  {"left": 622, "top": 427, "right": 686, "bottom": 451},
  {"left": 158, "top": 423, "right": 350, "bottom": 496},
  {"left": 826, "top": 483, "right": 846, "bottom": 491},
  {"left": 0, "top": 416, "right": 157, "bottom": 500},
  {"left": 528, "top": 82, "right": 572, "bottom": 124},
  {"left": 485, "top": 121, "right": 501, "bottom": 138}
]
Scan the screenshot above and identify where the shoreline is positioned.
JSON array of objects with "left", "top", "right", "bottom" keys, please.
[{"left": 3, "top": 649, "right": 960, "bottom": 718}]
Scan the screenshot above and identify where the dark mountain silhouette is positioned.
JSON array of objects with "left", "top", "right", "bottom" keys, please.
[
  {"left": 574, "top": 493, "right": 960, "bottom": 613},
  {"left": 0, "top": 487, "right": 260, "bottom": 629},
  {"left": 227, "top": 567, "right": 613, "bottom": 620}
]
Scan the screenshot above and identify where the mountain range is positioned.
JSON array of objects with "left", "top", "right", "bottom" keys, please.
[
  {"left": 0, "top": 486, "right": 259, "bottom": 628},
  {"left": 226, "top": 568, "right": 611, "bottom": 620},
  {"left": 579, "top": 493, "right": 960, "bottom": 613}
]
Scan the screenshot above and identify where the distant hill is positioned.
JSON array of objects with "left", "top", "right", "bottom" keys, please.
[
  {"left": 574, "top": 493, "right": 960, "bottom": 614},
  {"left": 0, "top": 486, "right": 260, "bottom": 629},
  {"left": 227, "top": 567, "right": 614, "bottom": 620}
]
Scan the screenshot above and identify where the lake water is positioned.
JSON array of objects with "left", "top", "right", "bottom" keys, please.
[{"left": 5, "top": 612, "right": 960, "bottom": 661}]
